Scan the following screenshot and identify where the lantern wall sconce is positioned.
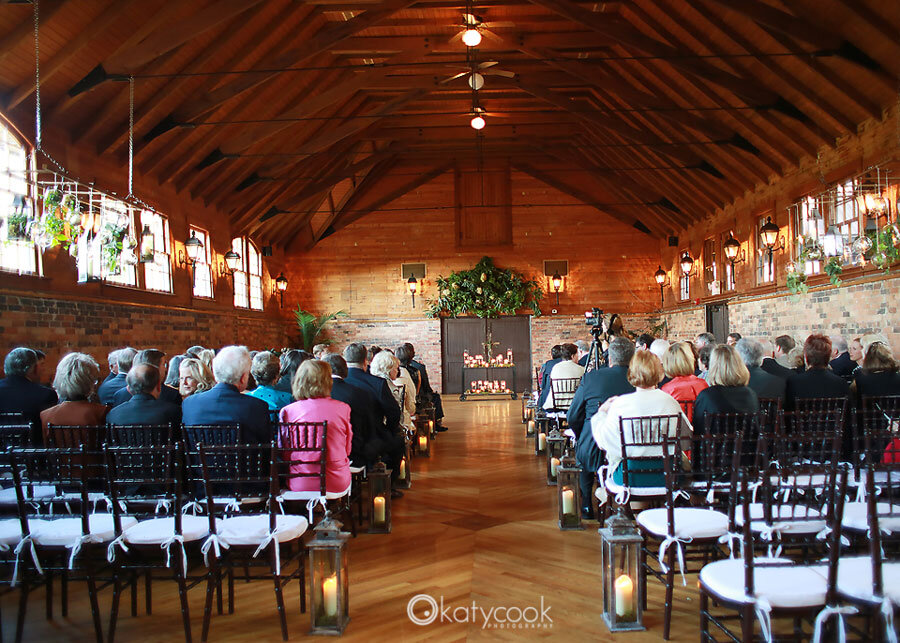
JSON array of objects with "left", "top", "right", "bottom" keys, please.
[
  {"left": 307, "top": 511, "right": 351, "bottom": 635},
  {"left": 401, "top": 263, "right": 426, "bottom": 309},
  {"left": 723, "top": 232, "right": 745, "bottom": 265},
  {"left": 543, "top": 260, "right": 569, "bottom": 306},
  {"left": 177, "top": 231, "right": 204, "bottom": 286},
  {"left": 407, "top": 275, "right": 418, "bottom": 307},
  {"left": 139, "top": 224, "right": 155, "bottom": 263},
  {"left": 759, "top": 217, "right": 785, "bottom": 258},
  {"left": 679, "top": 251, "right": 697, "bottom": 278},
  {"left": 275, "top": 272, "right": 288, "bottom": 307},
  {"left": 653, "top": 266, "right": 670, "bottom": 307},
  {"left": 551, "top": 272, "right": 563, "bottom": 305},
  {"left": 218, "top": 249, "right": 241, "bottom": 284}
]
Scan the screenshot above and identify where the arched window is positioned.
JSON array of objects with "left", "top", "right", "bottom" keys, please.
[
  {"left": 231, "top": 236, "right": 264, "bottom": 311},
  {"left": 0, "top": 120, "right": 39, "bottom": 275}
]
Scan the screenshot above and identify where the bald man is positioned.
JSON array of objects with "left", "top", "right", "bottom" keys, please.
[{"left": 106, "top": 363, "right": 181, "bottom": 426}]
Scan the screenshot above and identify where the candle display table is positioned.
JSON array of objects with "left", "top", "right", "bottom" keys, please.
[{"left": 459, "top": 365, "right": 517, "bottom": 401}]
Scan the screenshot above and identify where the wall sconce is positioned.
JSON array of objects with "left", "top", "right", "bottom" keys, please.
[
  {"left": 653, "top": 265, "right": 670, "bottom": 307},
  {"left": 407, "top": 275, "right": 418, "bottom": 308},
  {"left": 275, "top": 272, "right": 288, "bottom": 308},
  {"left": 139, "top": 224, "right": 155, "bottom": 263},
  {"left": 680, "top": 251, "right": 697, "bottom": 278},
  {"left": 218, "top": 249, "right": 241, "bottom": 284},
  {"left": 551, "top": 271, "right": 563, "bottom": 305},
  {"left": 723, "top": 232, "right": 745, "bottom": 265},
  {"left": 759, "top": 217, "right": 785, "bottom": 258},
  {"left": 177, "top": 230, "right": 204, "bottom": 286}
]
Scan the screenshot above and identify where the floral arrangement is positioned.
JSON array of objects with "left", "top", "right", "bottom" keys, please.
[
  {"left": 426, "top": 256, "right": 543, "bottom": 318},
  {"left": 31, "top": 186, "right": 85, "bottom": 254}
]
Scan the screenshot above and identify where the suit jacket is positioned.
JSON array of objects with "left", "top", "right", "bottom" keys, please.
[
  {"left": 537, "top": 358, "right": 562, "bottom": 407},
  {"left": 40, "top": 401, "right": 109, "bottom": 445},
  {"left": 409, "top": 359, "right": 432, "bottom": 395},
  {"left": 97, "top": 373, "right": 128, "bottom": 405},
  {"left": 747, "top": 366, "right": 786, "bottom": 400},
  {"left": 830, "top": 352, "right": 856, "bottom": 379},
  {"left": 112, "top": 383, "right": 182, "bottom": 407},
  {"left": 345, "top": 367, "right": 401, "bottom": 434},
  {"left": 106, "top": 392, "right": 182, "bottom": 427},
  {"left": 785, "top": 369, "right": 850, "bottom": 409},
  {"left": 181, "top": 383, "right": 271, "bottom": 444},
  {"left": 330, "top": 377, "right": 379, "bottom": 466},
  {"left": 0, "top": 375, "right": 58, "bottom": 435},
  {"left": 760, "top": 357, "right": 795, "bottom": 380},
  {"left": 577, "top": 354, "right": 589, "bottom": 368}
]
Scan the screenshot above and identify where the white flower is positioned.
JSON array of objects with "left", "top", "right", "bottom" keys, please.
[{"left": 476, "top": 287, "right": 482, "bottom": 294}]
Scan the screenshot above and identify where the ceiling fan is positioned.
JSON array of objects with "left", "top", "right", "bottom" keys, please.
[
  {"left": 448, "top": 12, "right": 516, "bottom": 47},
  {"left": 441, "top": 60, "right": 516, "bottom": 90}
]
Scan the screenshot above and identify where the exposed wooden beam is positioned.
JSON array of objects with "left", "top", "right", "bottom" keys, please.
[
  {"left": 0, "top": 0, "right": 66, "bottom": 67},
  {"left": 310, "top": 157, "right": 399, "bottom": 240}
]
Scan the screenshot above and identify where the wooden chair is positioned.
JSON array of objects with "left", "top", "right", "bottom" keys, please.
[
  {"left": 689, "top": 413, "right": 758, "bottom": 511},
  {"left": 107, "top": 423, "right": 176, "bottom": 447}
]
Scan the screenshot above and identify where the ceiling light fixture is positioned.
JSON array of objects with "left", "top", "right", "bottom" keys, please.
[
  {"left": 470, "top": 115, "right": 486, "bottom": 130},
  {"left": 461, "top": 28, "right": 482, "bottom": 47},
  {"left": 468, "top": 72, "right": 484, "bottom": 90}
]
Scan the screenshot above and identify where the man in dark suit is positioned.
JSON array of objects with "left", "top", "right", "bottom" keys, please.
[
  {"left": 786, "top": 334, "right": 850, "bottom": 408},
  {"left": 761, "top": 335, "right": 796, "bottom": 379},
  {"left": 736, "top": 338, "right": 786, "bottom": 400},
  {"left": 829, "top": 335, "right": 855, "bottom": 380},
  {"left": 568, "top": 337, "right": 636, "bottom": 519},
  {"left": 324, "top": 354, "right": 381, "bottom": 467},
  {"left": 575, "top": 340, "right": 591, "bottom": 368},
  {"left": 182, "top": 345, "right": 271, "bottom": 444},
  {"left": 107, "top": 364, "right": 181, "bottom": 427},
  {"left": 537, "top": 345, "right": 563, "bottom": 408},
  {"left": 98, "top": 347, "right": 137, "bottom": 405},
  {"left": 112, "top": 349, "right": 181, "bottom": 407},
  {"left": 0, "top": 348, "right": 58, "bottom": 439},
  {"left": 401, "top": 343, "right": 446, "bottom": 431}
]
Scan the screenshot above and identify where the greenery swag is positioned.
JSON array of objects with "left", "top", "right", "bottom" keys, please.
[{"left": 426, "top": 256, "right": 543, "bottom": 318}]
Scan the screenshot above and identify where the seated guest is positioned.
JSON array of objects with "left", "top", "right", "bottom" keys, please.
[
  {"left": 371, "top": 351, "right": 416, "bottom": 430},
  {"left": 575, "top": 340, "right": 591, "bottom": 367},
  {"left": 197, "top": 348, "right": 215, "bottom": 373},
  {"left": 697, "top": 344, "right": 713, "bottom": 381},
  {"left": 98, "top": 347, "right": 137, "bottom": 404},
  {"left": 849, "top": 337, "right": 864, "bottom": 377},
  {"left": 660, "top": 341, "right": 707, "bottom": 419},
  {"left": 537, "top": 345, "right": 564, "bottom": 408},
  {"left": 691, "top": 344, "right": 759, "bottom": 440},
  {"left": 829, "top": 335, "right": 855, "bottom": 379},
  {"left": 312, "top": 343, "right": 331, "bottom": 359},
  {"left": 182, "top": 345, "right": 271, "bottom": 444},
  {"left": 402, "top": 343, "right": 446, "bottom": 431},
  {"left": 104, "top": 349, "right": 120, "bottom": 383},
  {"left": 367, "top": 346, "right": 383, "bottom": 367},
  {"left": 246, "top": 351, "right": 294, "bottom": 418},
  {"left": 726, "top": 332, "right": 742, "bottom": 346},
  {"left": 0, "top": 347, "right": 58, "bottom": 439},
  {"left": 736, "top": 338, "right": 786, "bottom": 400},
  {"left": 395, "top": 344, "right": 420, "bottom": 394},
  {"left": 785, "top": 334, "right": 850, "bottom": 409},
  {"left": 279, "top": 360, "right": 352, "bottom": 498},
  {"left": 761, "top": 335, "right": 796, "bottom": 379},
  {"left": 323, "top": 354, "right": 378, "bottom": 468},
  {"left": 649, "top": 339, "right": 669, "bottom": 363},
  {"left": 851, "top": 337, "right": 900, "bottom": 402},
  {"left": 41, "top": 352, "right": 109, "bottom": 444},
  {"left": 107, "top": 363, "right": 181, "bottom": 427},
  {"left": 569, "top": 337, "right": 636, "bottom": 518},
  {"left": 275, "top": 349, "right": 311, "bottom": 393},
  {"left": 694, "top": 332, "right": 716, "bottom": 352},
  {"left": 786, "top": 346, "right": 805, "bottom": 373},
  {"left": 165, "top": 354, "right": 186, "bottom": 390},
  {"left": 591, "top": 350, "right": 689, "bottom": 488},
  {"left": 636, "top": 334, "right": 654, "bottom": 352},
  {"left": 112, "top": 349, "right": 182, "bottom": 407},
  {"left": 543, "top": 343, "right": 585, "bottom": 410},
  {"left": 179, "top": 358, "right": 214, "bottom": 398},
  {"left": 185, "top": 345, "right": 205, "bottom": 359}
]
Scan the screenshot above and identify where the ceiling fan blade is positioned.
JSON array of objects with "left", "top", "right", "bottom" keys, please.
[
  {"left": 484, "top": 69, "right": 516, "bottom": 78},
  {"left": 462, "top": 12, "right": 478, "bottom": 25},
  {"left": 482, "top": 21, "right": 516, "bottom": 28},
  {"left": 440, "top": 71, "right": 469, "bottom": 84},
  {"left": 447, "top": 31, "right": 464, "bottom": 44},
  {"left": 476, "top": 61, "right": 499, "bottom": 69}
]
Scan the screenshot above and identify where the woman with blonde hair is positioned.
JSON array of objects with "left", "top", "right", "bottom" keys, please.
[
  {"left": 661, "top": 341, "right": 707, "bottom": 420},
  {"left": 278, "top": 360, "right": 352, "bottom": 496},
  {"left": 370, "top": 350, "right": 416, "bottom": 430},
  {"left": 41, "top": 352, "right": 109, "bottom": 444},
  {"left": 851, "top": 337, "right": 900, "bottom": 402},
  {"left": 178, "top": 357, "right": 214, "bottom": 398},
  {"left": 690, "top": 344, "right": 758, "bottom": 439}
]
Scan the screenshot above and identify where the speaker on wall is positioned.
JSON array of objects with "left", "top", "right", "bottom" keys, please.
[
  {"left": 668, "top": 236, "right": 679, "bottom": 247},
  {"left": 262, "top": 246, "right": 273, "bottom": 256}
]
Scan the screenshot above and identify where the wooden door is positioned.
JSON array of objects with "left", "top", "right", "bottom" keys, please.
[
  {"left": 440, "top": 316, "right": 532, "bottom": 394},
  {"left": 705, "top": 303, "right": 729, "bottom": 343}
]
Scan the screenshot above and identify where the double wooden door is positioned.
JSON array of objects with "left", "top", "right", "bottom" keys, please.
[{"left": 440, "top": 316, "right": 532, "bottom": 395}]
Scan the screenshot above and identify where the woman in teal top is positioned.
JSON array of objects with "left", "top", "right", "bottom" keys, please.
[{"left": 246, "top": 351, "right": 293, "bottom": 419}]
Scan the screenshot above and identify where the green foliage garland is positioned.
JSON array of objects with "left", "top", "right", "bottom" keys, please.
[
  {"left": 426, "top": 256, "right": 543, "bottom": 318},
  {"left": 824, "top": 256, "right": 843, "bottom": 287}
]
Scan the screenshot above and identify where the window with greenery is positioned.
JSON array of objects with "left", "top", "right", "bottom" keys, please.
[
  {"left": 191, "top": 226, "right": 214, "bottom": 299},
  {"left": 141, "top": 209, "right": 172, "bottom": 293},
  {"left": 0, "top": 122, "right": 38, "bottom": 275},
  {"left": 100, "top": 196, "right": 137, "bottom": 287}
]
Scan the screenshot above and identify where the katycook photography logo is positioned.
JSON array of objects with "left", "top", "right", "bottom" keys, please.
[{"left": 406, "top": 594, "right": 553, "bottom": 630}]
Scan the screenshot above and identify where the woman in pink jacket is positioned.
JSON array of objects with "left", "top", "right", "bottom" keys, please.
[
  {"left": 279, "top": 360, "right": 353, "bottom": 497},
  {"left": 660, "top": 341, "right": 708, "bottom": 421}
]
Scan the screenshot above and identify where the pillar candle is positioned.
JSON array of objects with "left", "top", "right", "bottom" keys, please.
[
  {"left": 527, "top": 419, "right": 535, "bottom": 434},
  {"left": 538, "top": 432, "right": 547, "bottom": 450},
  {"left": 550, "top": 457, "right": 560, "bottom": 477},
  {"left": 561, "top": 487, "right": 575, "bottom": 515},
  {"left": 373, "top": 495, "right": 386, "bottom": 523},
  {"left": 614, "top": 574, "right": 634, "bottom": 618},
  {"left": 428, "top": 420, "right": 434, "bottom": 430},
  {"left": 418, "top": 435, "right": 427, "bottom": 451},
  {"left": 323, "top": 573, "right": 338, "bottom": 617},
  {"left": 399, "top": 458, "right": 406, "bottom": 479}
]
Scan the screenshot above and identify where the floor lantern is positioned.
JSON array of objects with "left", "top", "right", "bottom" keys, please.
[
  {"left": 308, "top": 511, "right": 351, "bottom": 635},
  {"left": 415, "top": 419, "right": 431, "bottom": 457},
  {"left": 546, "top": 428, "right": 566, "bottom": 485},
  {"left": 366, "top": 460, "right": 392, "bottom": 534},
  {"left": 557, "top": 454, "right": 584, "bottom": 531},
  {"left": 599, "top": 508, "right": 645, "bottom": 632},
  {"left": 526, "top": 418, "right": 536, "bottom": 438},
  {"left": 395, "top": 442, "right": 411, "bottom": 490}
]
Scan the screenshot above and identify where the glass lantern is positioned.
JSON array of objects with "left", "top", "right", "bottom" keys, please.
[
  {"left": 521, "top": 393, "right": 529, "bottom": 423},
  {"left": 415, "top": 419, "right": 431, "bottom": 457},
  {"left": 366, "top": 460, "right": 392, "bottom": 534},
  {"left": 395, "top": 442, "right": 411, "bottom": 490},
  {"left": 599, "top": 509, "right": 645, "bottom": 632},
  {"left": 546, "top": 428, "right": 567, "bottom": 485},
  {"left": 308, "top": 511, "right": 351, "bottom": 635},
  {"left": 526, "top": 418, "right": 536, "bottom": 438},
  {"left": 557, "top": 454, "right": 584, "bottom": 531},
  {"left": 534, "top": 420, "right": 548, "bottom": 456}
]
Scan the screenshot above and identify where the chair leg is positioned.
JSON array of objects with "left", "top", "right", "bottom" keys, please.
[
  {"left": 227, "top": 564, "right": 235, "bottom": 614},
  {"left": 699, "top": 588, "right": 709, "bottom": 642},
  {"left": 663, "top": 547, "right": 676, "bottom": 640},
  {"left": 741, "top": 603, "right": 755, "bottom": 643},
  {"left": 45, "top": 571, "right": 53, "bottom": 620},
  {"left": 109, "top": 572, "right": 122, "bottom": 643},
  {"left": 299, "top": 556, "right": 306, "bottom": 614},
  {"left": 130, "top": 571, "right": 138, "bottom": 617},
  {"left": 145, "top": 570, "right": 152, "bottom": 615},
  {"left": 202, "top": 556, "right": 217, "bottom": 643},
  {"left": 15, "top": 579, "right": 29, "bottom": 643},
  {"left": 215, "top": 567, "right": 223, "bottom": 615},
  {"left": 86, "top": 573, "right": 104, "bottom": 643},
  {"left": 175, "top": 544, "right": 193, "bottom": 643},
  {"left": 61, "top": 569, "right": 68, "bottom": 617},
  {"left": 271, "top": 544, "right": 289, "bottom": 641}
]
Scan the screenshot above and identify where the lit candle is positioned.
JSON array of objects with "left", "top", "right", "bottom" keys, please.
[
  {"left": 373, "top": 495, "right": 386, "bottom": 524},
  {"left": 561, "top": 487, "right": 575, "bottom": 515},
  {"left": 550, "top": 457, "right": 560, "bottom": 477},
  {"left": 399, "top": 458, "right": 406, "bottom": 479},
  {"left": 418, "top": 435, "right": 427, "bottom": 451},
  {"left": 614, "top": 574, "right": 634, "bottom": 618},
  {"left": 323, "top": 573, "right": 338, "bottom": 617},
  {"left": 500, "top": 380, "right": 506, "bottom": 390},
  {"left": 527, "top": 419, "right": 535, "bottom": 434},
  {"left": 428, "top": 420, "right": 434, "bottom": 431},
  {"left": 538, "top": 432, "right": 547, "bottom": 450},
  {"left": 470, "top": 381, "right": 476, "bottom": 391}
]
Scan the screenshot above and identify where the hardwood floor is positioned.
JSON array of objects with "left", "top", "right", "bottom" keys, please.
[{"left": 4, "top": 400, "right": 699, "bottom": 641}]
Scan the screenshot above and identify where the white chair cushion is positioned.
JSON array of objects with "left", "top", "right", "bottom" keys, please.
[
  {"left": 123, "top": 515, "right": 213, "bottom": 545},
  {"left": 32, "top": 514, "right": 138, "bottom": 546},
  {"left": 637, "top": 507, "right": 729, "bottom": 539},
  {"left": 0, "top": 518, "right": 46, "bottom": 546},
  {"left": 349, "top": 466, "right": 365, "bottom": 475},
  {"left": 280, "top": 488, "right": 348, "bottom": 501},
  {"left": 735, "top": 503, "right": 826, "bottom": 535},
  {"left": 218, "top": 514, "right": 308, "bottom": 547},
  {"left": 829, "top": 556, "right": 900, "bottom": 605},
  {"left": 841, "top": 503, "right": 900, "bottom": 532},
  {"left": 0, "top": 485, "right": 57, "bottom": 504},
  {"left": 604, "top": 477, "right": 666, "bottom": 498},
  {"left": 700, "top": 558, "right": 827, "bottom": 608}
]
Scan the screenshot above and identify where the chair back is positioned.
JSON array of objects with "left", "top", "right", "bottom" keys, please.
[
  {"left": 858, "top": 446, "right": 900, "bottom": 597},
  {"left": 183, "top": 423, "right": 240, "bottom": 447},
  {"left": 107, "top": 423, "right": 176, "bottom": 446},
  {"left": 0, "top": 424, "right": 34, "bottom": 468},
  {"left": 549, "top": 377, "right": 580, "bottom": 412},
  {"left": 45, "top": 423, "right": 106, "bottom": 449},
  {"left": 689, "top": 413, "right": 751, "bottom": 505},
  {"left": 792, "top": 396, "right": 848, "bottom": 415},
  {"left": 677, "top": 399, "right": 695, "bottom": 422},
  {"left": 534, "top": 367, "right": 542, "bottom": 394},
  {"left": 276, "top": 422, "right": 328, "bottom": 496},
  {"left": 194, "top": 443, "right": 277, "bottom": 532},
  {"left": 617, "top": 414, "right": 682, "bottom": 489},
  {"left": 775, "top": 410, "right": 843, "bottom": 467},
  {"left": 104, "top": 443, "right": 184, "bottom": 536},
  {"left": 0, "top": 412, "right": 25, "bottom": 424}
]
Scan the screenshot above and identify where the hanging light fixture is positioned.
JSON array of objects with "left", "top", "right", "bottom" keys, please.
[
  {"left": 184, "top": 231, "right": 203, "bottom": 262},
  {"left": 722, "top": 232, "right": 745, "bottom": 264},
  {"left": 821, "top": 226, "right": 844, "bottom": 258},
  {"left": 275, "top": 272, "right": 288, "bottom": 307},
  {"left": 551, "top": 271, "right": 562, "bottom": 305},
  {"left": 679, "top": 251, "right": 696, "bottom": 277},
  {"left": 461, "top": 27, "right": 482, "bottom": 47},
  {"left": 139, "top": 223, "right": 155, "bottom": 263},
  {"left": 470, "top": 112, "right": 486, "bottom": 130},
  {"left": 224, "top": 249, "right": 241, "bottom": 273}
]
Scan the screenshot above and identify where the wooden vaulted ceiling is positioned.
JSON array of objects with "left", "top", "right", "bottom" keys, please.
[{"left": 0, "top": 0, "right": 898, "bottom": 249}]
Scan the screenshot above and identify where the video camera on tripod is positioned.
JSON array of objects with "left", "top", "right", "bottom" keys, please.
[{"left": 584, "top": 308, "right": 606, "bottom": 371}]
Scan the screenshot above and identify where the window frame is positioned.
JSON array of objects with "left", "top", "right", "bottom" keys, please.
[
  {"left": 231, "top": 236, "right": 264, "bottom": 311},
  {"left": 140, "top": 209, "right": 173, "bottom": 293},
  {"left": 0, "top": 120, "right": 40, "bottom": 276},
  {"left": 190, "top": 226, "right": 214, "bottom": 299}
]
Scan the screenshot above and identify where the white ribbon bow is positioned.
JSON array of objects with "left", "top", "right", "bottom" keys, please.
[
  {"left": 107, "top": 534, "right": 128, "bottom": 563},
  {"left": 812, "top": 605, "right": 858, "bottom": 643},
  {"left": 66, "top": 533, "right": 94, "bottom": 570},
  {"left": 181, "top": 501, "right": 203, "bottom": 516},
  {"left": 253, "top": 528, "right": 283, "bottom": 576},
  {"left": 758, "top": 524, "right": 785, "bottom": 558},
  {"left": 749, "top": 480, "right": 763, "bottom": 504},
  {"left": 200, "top": 533, "right": 229, "bottom": 567},
  {"left": 160, "top": 534, "right": 187, "bottom": 571},
  {"left": 718, "top": 532, "right": 744, "bottom": 559},
  {"left": 815, "top": 526, "right": 850, "bottom": 548},
  {"left": 614, "top": 488, "right": 631, "bottom": 507},
  {"left": 221, "top": 498, "right": 242, "bottom": 514},
  {"left": 881, "top": 597, "right": 897, "bottom": 643},
  {"left": 12, "top": 535, "right": 42, "bottom": 586},
  {"left": 155, "top": 498, "right": 172, "bottom": 514},
  {"left": 658, "top": 535, "right": 692, "bottom": 586},
  {"left": 306, "top": 497, "right": 328, "bottom": 523}
]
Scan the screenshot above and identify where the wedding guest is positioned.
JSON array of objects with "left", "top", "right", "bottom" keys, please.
[
  {"left": 786, "top": 334, "right": 849, "bottom": 409},
  {"left": 370, "top": 351, "right": 416, "bottom": 430},
  {"left": 104, "top": 349, "right": 120, "bottom": 383},
  {"left": 312, "top": 344, "right": 331, "bottom": 359},
  {"left": 246, "top": 351, "right": 293, "bottom": 417},
  {"left": 649, "top": 339, "right": 670, "bottom": 363},
  {"left": 107, "top": 364, "right": 181, "bottom": 426},
  {"left": 726, "top": 332, "right": 741, "bottom": 346},
  {"left": 185, "top": 345, "right": 205, "bottom": 359},
  {"left": 848, "top": 337, "right": 864, "bottom": 377},
  {"left": 279, "top": 360, "right": 352, "bottom": 498},
  {"left": 736, "top": 338, "right": 786, "bottom": 400},
  {"left": 575, "top": 340, "right": 591, "bottom": 368},
  {"left": 697, "top": 344, "right": 713, "bottom": 381},
  {"left": 829, "top": 335, "right": 855, "bottom": 379},
  {"left": 98, "top": 347, "right": 136, "bottom": 404},
  {"left": 537, "top": 345, "right": 564, "bottom": 408},
  {"left": 112, "top": 349, "right": 181, "bottom": 406},
  {"left": 694, "top": 332, "right": 716, "bottom": 351},
  {"left": 41, "top": 352, "right": 108, "bottom": 444},
  {"left": 786, "top": 346, "right": 805, "bottom": 373},
  {"left": 661, "top": 341, "right": 707, "bottom": 419},
  {"left": 851, "top": 339, "right": 900, "bottom": 401},
  {"left": 165, "top": 354, "right": 186, "bottom": 389},
  {"left": 395, "top": 344, "right": 420, "bottom": 394},
  {"left": 762, "top": 335, "right": 796, "bottom": 379},
  {"left": 0, "top": 347, "right": 58, "bottom": 438},
  {"left": 402, "top": 343, "right": 446, "bottom": 431},
  {"left": 691, "top": 344, "right": 758, "bottom": 439},
  {"left": 636, "top": 334, "right": 654, "bottom": 352},
  {"left": 276, "top": 349, "right": 311, "bottom": 393},
  {"left": 197, "top": 348, "right": 215, "bottom": 374},
  {"left": 178, "top": 358, "right": 214, "bottom": 398},
  {"left": 544, "top": 343, "right": 585, "bottom": 410},
  {"left": 323, "top": 353, "right": 378, "bottom": 468}
]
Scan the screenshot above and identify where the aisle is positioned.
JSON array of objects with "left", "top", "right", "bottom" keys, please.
[{"left": 5, "top": 400, "right": 696, "bottom": 640}]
